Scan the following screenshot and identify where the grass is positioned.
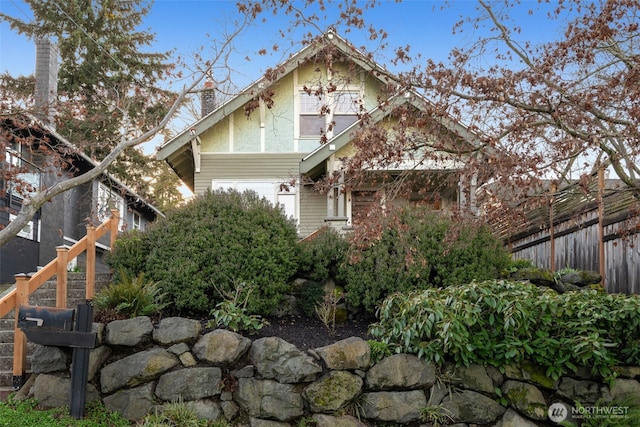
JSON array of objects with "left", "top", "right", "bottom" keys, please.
[
  {"left": 0, "top": 396, "right": 240, "bottom": 427},
  {"left": 0, "top": 396, "right": 131, "bottom": 427}
]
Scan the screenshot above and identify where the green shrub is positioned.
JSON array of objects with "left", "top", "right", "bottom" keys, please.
[
  {"left": 144, "top": 189, "right": 299, "bottom": 316},
  {"left": 105, "top": 229, "right": 149, "bottom": 276},
  {"left": 207, "top": 281, "right": 268, "bottom": 334},
  {"left": 340, "top": 207, "right": 511, "bottom": 312},
  {"left": 369, "top": 280, "right": 640, "bottom": 380},
  {"left": 367, "top": 339, "right": 393, "bottom": 364},
  {"left": 297, "top": 281, "right": 326, "bottom": 317},
  {"left": 500, "top": 257, "right": 535, "bottom": 278},
  {"left": 93, "top": 270, "right": 165, "bottom": 318},
  {"left": 297, "top": 227, "right": 348, "bottom": 282}
]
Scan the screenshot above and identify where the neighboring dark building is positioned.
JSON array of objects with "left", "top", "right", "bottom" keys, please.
[
  {"left": 1, "top": 38, "right": 162, "bottom": 284},
  {"left": 0, "top": 114, "right": 163, "bottom": 283}
]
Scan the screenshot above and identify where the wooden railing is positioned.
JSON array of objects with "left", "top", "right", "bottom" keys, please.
[{"left": 0, "top": 209, "right": 119, "bottom": 388}]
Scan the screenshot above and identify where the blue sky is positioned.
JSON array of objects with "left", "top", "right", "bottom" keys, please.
[
  {"left": 1, "top": 0, "right": 567, "bottom": 83},
  {"left": 0, "top": 0, "right": 568, "bottom": 160}
]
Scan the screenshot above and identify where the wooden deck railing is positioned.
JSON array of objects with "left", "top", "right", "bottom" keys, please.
[{"left": 0, "top": 209, "right": 119, "bottom": 388}]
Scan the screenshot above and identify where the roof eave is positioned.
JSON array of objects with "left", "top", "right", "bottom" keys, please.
[{"left": 157, "top": 31, "right": 392, "bottom": 162}]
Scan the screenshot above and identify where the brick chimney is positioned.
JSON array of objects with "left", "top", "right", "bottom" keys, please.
[
  {"left": 34, "top": 38, "right": 59, "bottom": 129},
  {"left": 201, "top": 79, "right": 216, "bottom": 118}
]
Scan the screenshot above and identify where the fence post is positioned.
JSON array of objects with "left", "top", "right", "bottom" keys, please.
[
  {"left": 109, "top": 209, "right": 120, "bottom": 251},
  {"left": 56, "top": 246, "right": 69, "bottom": 308},
  {"left": 597, "top": 168, "right": 606, "bottom": 289},
  {"left": 549, "top": 182, "right": 557, "bottom": 272},
  {"left": 86, "top": 225, "right": 96, "bottom": 300},
  {"left": 12, "top": 274, "right": 29, "bottom": 390}
]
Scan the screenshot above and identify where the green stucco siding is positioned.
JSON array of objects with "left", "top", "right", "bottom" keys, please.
[
  {"left": 265, "top": 73, "right": 295, "bottom": 152},
  {"left": 233, "top": 109, "right": 261, "bottom": 152},
  {"left": 200, "top": 117, "right": 230, "bottom": 152}
]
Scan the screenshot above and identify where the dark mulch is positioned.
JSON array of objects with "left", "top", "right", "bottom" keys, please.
[
  {"left": 250, "top": 314, "right": 376, "bottom": 350},
  {"left": 95, "top": 309, "right": 378, "bottom": 351}
]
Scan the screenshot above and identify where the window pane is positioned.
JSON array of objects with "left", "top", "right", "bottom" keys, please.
[
  {"left": 332, "top": 115, "right": 358, "bottom": 135},
  {"left": 300, "top": 115, "right": 326, "bottom": 137},
  {"left": 300, "top": 92, "right": 323, "bottom": 114},
  {"left": 334, "top": 91, "right": 359, "bottom": 114}
]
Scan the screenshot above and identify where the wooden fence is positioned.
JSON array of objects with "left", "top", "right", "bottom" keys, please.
[
  {"left": 0, "top": 209, "right": 119, "bottom": 388},
  {"left": 497, "top": 170, "right": 640, "bottom": 294}
]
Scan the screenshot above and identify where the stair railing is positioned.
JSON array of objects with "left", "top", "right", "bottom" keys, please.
[{"left": 0, "top": 209, "right": 120, "bottom": 389}]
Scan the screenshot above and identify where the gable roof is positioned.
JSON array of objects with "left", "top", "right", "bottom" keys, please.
[
  {"left": 300, "top": 91, "right": 484, "bottom": 179},
  {"left": 156, "top": 31, "right": 395, "bottom": 189},
  {"left": 158, "top": 31, "right": 489, "bottom": 189},
  {"left": 2, "top": 113, "right": 164, "bottom": 220}
]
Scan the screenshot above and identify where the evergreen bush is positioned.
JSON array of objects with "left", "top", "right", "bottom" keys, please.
[
  {"left": 370, "top": 280, "right": 640, "bottom": 380},
  {"left": 297, "top": 281, "right": 326, "bottom": 317},
  {"left": 340, "top": 207, "right": 510, "bottom": 312},
  {"left": 297, "top": 226, "right": 348, "bottom": 282},
  {"left": 105, "top": 229, "right": 149, "bottom": 277},
  {"left": 143, "top": 189, "right": 299, "bottom": 316}
]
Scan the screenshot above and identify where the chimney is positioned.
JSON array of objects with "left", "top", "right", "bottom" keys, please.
[
  {"left": 34, "top": 38, "right": 59, "bottom": 129},
  {"left": 201, "top": 79, "right": 216, "bottom": 118}
]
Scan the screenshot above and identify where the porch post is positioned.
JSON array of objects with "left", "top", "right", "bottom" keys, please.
[{"left": 458, "top": 173, "right": 478, "bottom": 213}]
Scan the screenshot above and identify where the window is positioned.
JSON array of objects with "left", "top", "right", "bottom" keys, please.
[
  {"left": 9, "top": 214, "right": 36, "bottom": 240},
  {"left": 299, "top": 90, "right": 359, "bottom": 138},
  {"left": 299, "top": 93, "right": 326, "bottom": 137},
  {"left": 97, "top": 183, "right": 125, "bottom": 229},
  {"left": 6, "top": 141, "right": 21, "bottom": 166},
  {"left": 132, "top": 212, "right": 142, "bottom": 230},
  {"left": 3, "top": 141, "right": 41, "bottom": 199},
  {"left": 332, "top": 91, "right": 360, "bottom": 135}
]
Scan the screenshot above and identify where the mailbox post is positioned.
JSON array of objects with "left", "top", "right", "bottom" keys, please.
[{"left": 18, "top": 301, "right": 97, "bottom": 419}]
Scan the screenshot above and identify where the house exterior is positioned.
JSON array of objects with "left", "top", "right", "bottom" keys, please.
[
  {"left": 0, "top": 114, "right": 163, "bottom": 284},
  {"left": 158, "top": 31, "right": 481, "bottom": 237}
]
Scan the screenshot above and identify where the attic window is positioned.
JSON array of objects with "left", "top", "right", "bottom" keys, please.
[{"left": 299, "top": 91, "right": 359, "bottom": 138}]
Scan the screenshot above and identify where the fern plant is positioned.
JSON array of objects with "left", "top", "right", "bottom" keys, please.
[{"left": 93, "top": 270, "right": 166, "bottom": 318}]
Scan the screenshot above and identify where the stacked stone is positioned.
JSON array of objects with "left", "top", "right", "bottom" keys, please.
[{"left": 19, "top": 316, "right": 640, "bottom": 426}]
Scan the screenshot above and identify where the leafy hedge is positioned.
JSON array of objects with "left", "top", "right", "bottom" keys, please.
[
  {"left": 369, "top": 280, "right": 640, "bottom": 380},
  {"left": 339, "top": 207, "right": 511, "bottom": 312},
  {"left": 108, "top": 189, "right": 299, "bottom": 316},
  {"left": 104, "top": 230, "right": 149, "bottom": 278},
  {"left": 297, "top": 226, "right": 349, "bottom": 283}
]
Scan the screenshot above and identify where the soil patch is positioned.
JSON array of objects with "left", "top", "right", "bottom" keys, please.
[{"left": 249, "top": 314, "right": 375, "bottom": 350}]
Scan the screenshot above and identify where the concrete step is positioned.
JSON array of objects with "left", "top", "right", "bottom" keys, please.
[
  {"left": 0, "top": 383, "right": 12, "bottom": 398},
  {"left": 0, "top": 330, "right": 13, "bottom": 344},
  {"left": 0, "top": 344, "right": 13, "bottom": 357},
  {"left": 0, "top": 357, "right": 13, "bottom": 372}
]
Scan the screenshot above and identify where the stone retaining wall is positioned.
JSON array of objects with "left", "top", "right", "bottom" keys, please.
[{"left": 19, "top": 316, "right": 640, "bottom": 426}]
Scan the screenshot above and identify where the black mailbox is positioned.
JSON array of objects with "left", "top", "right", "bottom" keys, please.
[
  {"left": 18, "top": 305, "right": 75, "bottom": 331},
  {"left": 17, "top": 304, "right": 96, "bottom": 349}
]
